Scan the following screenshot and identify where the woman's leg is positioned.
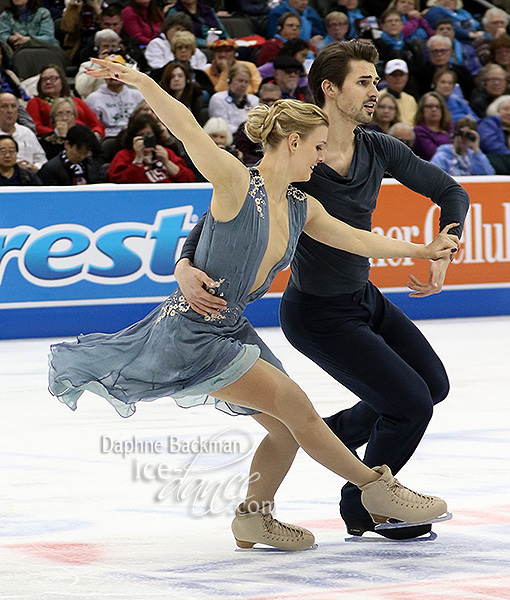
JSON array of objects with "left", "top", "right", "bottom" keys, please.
[{"left": 214, "top": 358, "right": 378, "bottom": 487}]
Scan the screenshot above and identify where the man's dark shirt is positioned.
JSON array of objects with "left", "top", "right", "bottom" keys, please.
[{"left": 0, "top": 165, "right": 42, "bottom": 186}]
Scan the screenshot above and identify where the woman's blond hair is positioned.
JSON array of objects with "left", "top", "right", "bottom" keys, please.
[{"left": 244, "top": 99, "right": 328, "bottom": 150}]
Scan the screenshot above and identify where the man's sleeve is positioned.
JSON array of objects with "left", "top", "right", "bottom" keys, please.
[
  {"left": 179, "top": 214, "right": 206, "bottom": 263},
  {"left": 381, "top": 134, "right": 470, "bottom": 240}
]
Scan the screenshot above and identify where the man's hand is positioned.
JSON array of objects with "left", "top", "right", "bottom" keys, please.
[
  {"left": 407, "top": 255, "right": 451, "bottom": 297},
  {"left": 174, "top": 258, "right": 227, "bottom": 316}
]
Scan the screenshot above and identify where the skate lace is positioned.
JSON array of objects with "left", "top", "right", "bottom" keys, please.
[
  {"left": 390, "top": 478, "right": 435, "bottom": 507},
  {"left": 261, "top": 513, "right": 305, "bottom": 540}
]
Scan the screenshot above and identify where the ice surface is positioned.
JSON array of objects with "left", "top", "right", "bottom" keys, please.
[{"left": 1, "top": 317, "right": 509, "bottom": 599}]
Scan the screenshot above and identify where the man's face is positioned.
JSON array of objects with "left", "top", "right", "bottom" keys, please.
[
  {"left": 214, "top": 47, "right": 236, "bottom": 65},
  {"left": 101, "top": 15, "right": 123, "bottom": 35},
  {"left": 98, "top": 39, "right": 120, "bottom": 58},
  {"left": 0, "top": 94, "right": 18, "bottom": 129},
  {"left": 435, "top": 23, "right": 454, "bottom": 39},
  {"left": 326, "top": 18, "right": 349, "bottom": 41},
  {"left": 429, "top": 40, "right": 451, "bottom": 66},
  {"left": 229, "top": 71, "right": 250, "bottom": 97},
  {"left": 0, "top": 137, "right": 17, "bottom": 169},
  {"left": 259, "top": 90, "right": 281, "bottom": 106},
  {"left": 382, "top": 13, "right": 403, "bottom": 36},
  {"left": 65, "top": 142, "right": 91, "bottom": 164},
  {"left": 327, "top": 60, "right": 380, "bottom": 126},
  {"left": 385, "top": 69, "right": 408, "bottom": 92},
  {"left": 280, "top": 17, "right": 301, "bottom": 40},
  {"left": 274, "top": 69, "right": 300, "bottom": 94},
  {"left": 485, "top": 67, "right": 507, "bottom": 96}
]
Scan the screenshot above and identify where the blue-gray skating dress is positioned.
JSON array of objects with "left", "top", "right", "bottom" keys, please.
[{"left": 48, "top": 169, "right": 308, "bottom": 417}]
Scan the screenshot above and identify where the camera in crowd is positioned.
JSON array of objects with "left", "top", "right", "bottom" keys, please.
[
  {"left": 453, "top": 129, "right": 477, "bottom": 142},
  {"left": 144, "top": 135, "right": 158, "bottom": 148}
]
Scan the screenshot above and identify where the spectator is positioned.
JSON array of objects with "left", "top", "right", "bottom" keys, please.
[
  {"left": 159, "top": 61, "right": 205, "bottom": 124},
  {"left": 374, "top": 9, "right": 417, "bottom": 65},
  {"left": 0, "top": 41, "right": 29, "bottom": 101},
  {"left": 383, "top": 59, "right": 417, "bottom": 126},
  {"left": 145, "top": 12, "right": 207, "bottom": 75},
  {"left": 85, "top": 56, "right": 144, "bottom": 139},
  {"left": 165, "top": 0, "right": 228, "bottom": 48},
  {"left": 204, "top": 39, "right": 262, "bottom": 95},
  {"left": 470, "top": 63, "right": 508, "bottom": 118},
  {"left": 430, "top": 117, "right": 495, "bottom": 174},
  {"left": 258, "top": 38, "right": 312, "bottom": 87},
  {"left": 108, "top": 113, "right": 195, "bottom": 183},
  {"left": 413, "top": 90, "right": 453, "bottom": 160},
  {"left": 387, "top": 0, "right": 433, "bottom": 45},
  {"left": 38, "top": 124, "right": 102, "bottom": 185},
  {"left": 233, "top": 83, "right": 282, "bottom": 166},
  {"left": 433, "top": 18, "right": 481, "bottom": 76},
  {"left": 266, "top": 0, "right": 325, "bottom": 44},
  {"left": 270, "top": 55, "right": 311, "bottom": 101},
  {"left": 478, "top": 94, "right": 510, "bottom": 155},
  {"left": 0, "top": 0, "right": 59, "bottom": 50},
  {"left": 39, "top": 97, "right": 77, "bottom": 159},
  {"left": 257, "top": 12, "right": 302, "bottom": 67},
  {"left": 26, "top": 64, "right": 105, "bottom": 138},
  {"left": 433, "top": 66, "right": 479, "bottom": 122},
  {"left": 0, "top": 91, "right": 46, "bottom": 171},
  {"left": 318, "top": 11, "right": 350, "bottom": 49},
  {"left": 414, "top": 34, "right": 475, "bottom": 98},
  {"left": 121, "top": 0, "right": 164, "bottom": 46},
  {"left": 75, "top": 29, "right": 125, "bottom": 99},
  {"left": 60, "top": 0, "right": 102, "bottom": 62},
  {"left": 170, "top": 30, "right": 215, "bottom": 98},
  {"left": 423, "top": 0, "right": 482, "bottom": 43},
  {"left": 474, "top": 8, "right": 509, "bottom": 65},
  {"left": 388, "top": 121, "right": 416, "bottom": 148},
  {"left": 203, "top": 116, "right": 242, "bottom": 160},
  {"left": 366, "top": 91, "right": 400, "bottom": 133},
  {"left": 490, "top": 36, "right": 510, "bottom": 78},
  {"left": 0, "top": 134, "right": 41, "bottom": 185},
  {"left": 325, "top": 0, "right": 370, "bottom": 40},
  {"left": 208, "top": 63, "right": 258, "bottom": 134},
  {"left": 77, "top": 5, "right": 146, "bottom": 69}
]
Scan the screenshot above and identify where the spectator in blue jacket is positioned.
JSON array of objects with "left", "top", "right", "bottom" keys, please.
[
  {"left": 430, "top": 117, "right": 495, "bottom": 175},
  {"left": 433, "top": 67, "right": 479, "bottom": 123},
  {"left": 423, "top": 0, "right": 483, "bottom": 43},
  {"left": 478, "top": 94, "right": 510, "bottom": 155},
  {"left": 267, "top": 0, "right": 325, "bottom": 44}
]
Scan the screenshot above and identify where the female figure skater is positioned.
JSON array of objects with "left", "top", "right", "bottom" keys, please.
[{"left": 49, "top": 58, "right": 458, "bottom": 552}]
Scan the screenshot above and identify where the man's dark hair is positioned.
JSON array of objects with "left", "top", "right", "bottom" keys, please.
[
  {"left": 435, "top": 17, "right": 455, "bottom": 28},
  {"left": 101, "top": 4, "right": 123, "bottom": 18},
  {"left": 308, "top": 40, "right": 379, "bottom": 107},
  {"left": 279, "top": 38, "right": 310, "bottom": 57},
  {"left": 0, "top": 134, "right": 18, "bottom": 151},
  {"left": 161, "top": 12, "right": 194, "bottom": 35},
  {"left": 66, "top": 125, "right": 96, "bottom": 150}
]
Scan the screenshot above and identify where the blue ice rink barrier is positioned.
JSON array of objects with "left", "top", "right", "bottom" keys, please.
[{"left": 1, "top": 182, "right": 509, "bottom": 339}]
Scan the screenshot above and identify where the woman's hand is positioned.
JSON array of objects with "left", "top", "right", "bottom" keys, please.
[
  {"left": 87, "top": 58, "right": 144, "bottom": 88},
  {"left": 423, "top": 223, "right": 460, "bottom": 260},
  {"left": 132, "top": 135, "right": 146, "bottom": 162}
]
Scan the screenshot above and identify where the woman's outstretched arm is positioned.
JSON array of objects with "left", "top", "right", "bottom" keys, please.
[{"left": 304, "top": 195, "right": 459, "bottom": 260}]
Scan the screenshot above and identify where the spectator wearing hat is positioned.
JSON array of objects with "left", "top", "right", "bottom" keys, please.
[
  {"left": 430, "top": 117, "right": 494, "bottom": 175},
  {"left": 38, "top": 124, "right": 103, "bottom": 185},
  {"left": 208, "top": 63, "right": 259, "bottom": 134},
  {"left": 266, "top": 0, "right": 325, "bottom": 43},
  {"left": 85, "top": 56, "right": 144, "bottom": 138},
  {"left": 257, "top": 12, "right": 303, "bottom": 67},
  {"left": 383, "top": 59, "right": 418, "bottom": 126},
  {"left": 0, "top": 134, "right": 41, "bottom": 185},
  {"left": 204, "top": 39, "right": 262, "bottom": 94},
  {"left": 270, "top": 55, "right": 311, "bottom": 101}
]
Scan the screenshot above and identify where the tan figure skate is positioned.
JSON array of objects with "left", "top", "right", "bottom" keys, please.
[{"left": 231, "top": 502, "right": 316, "bottom": 551}]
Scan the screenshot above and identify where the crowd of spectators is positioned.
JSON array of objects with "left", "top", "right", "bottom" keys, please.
[{"left": 1, "top": 0, "right": 510, "bottom": 186}]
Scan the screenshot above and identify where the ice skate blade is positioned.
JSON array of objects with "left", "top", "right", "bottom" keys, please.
[
  {"left": 374, "top": 511, "right": 453, "bottom": 531},
  {"left": 235, "top": 543, "right": 318, "bottom": 553},
  {"left": 345, "top": 531, "right": 438, "bottom": 543}
]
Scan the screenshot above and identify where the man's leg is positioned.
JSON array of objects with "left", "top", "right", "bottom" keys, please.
[{"left": 280, "top": 284, "right": 449, "bottom": 536}]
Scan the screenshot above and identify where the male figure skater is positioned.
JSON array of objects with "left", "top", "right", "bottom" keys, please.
[{"left": 176, "top": 41, "right": 469, "bottom": 539}]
